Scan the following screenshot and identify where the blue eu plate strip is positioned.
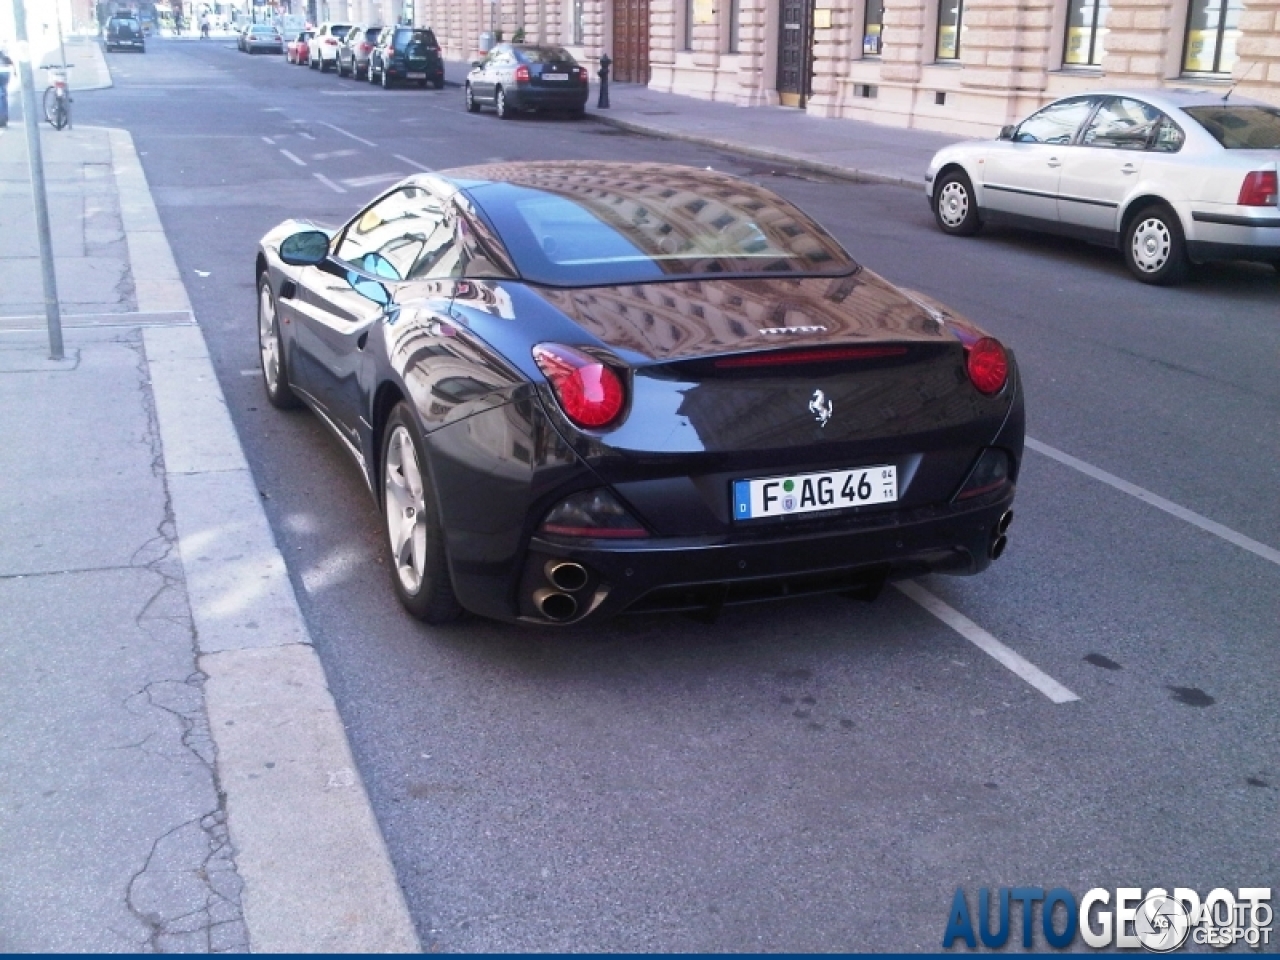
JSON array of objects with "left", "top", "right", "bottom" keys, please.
[{"left": 733, "top": 480, "right": 752, "bottom": 520}]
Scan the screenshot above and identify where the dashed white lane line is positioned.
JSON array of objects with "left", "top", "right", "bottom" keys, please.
[
  {"left": 393, "top": 153, "right": 433, "bottom": 172},
  {"left": 313, "top": 173, "right": 346, "bottom": 194},
  {"left": 895, "top": 581, "right": 1080, "bottom": 704},
  {"left": 342, "top": 173, "right": 404, "bottom": 188},
  {"left": 261, "top": 136, "right": 275, "bottom": 145},
  {"left": 279, "top": 148, "right": 307, "bottom": 167},
  {"left": 316, "top": 120, "right": 378, "bottom": 148},
  {"left": 1026, "top": 437, "right": 1280, "bottom": 568},
  {"left": 297, "top": 131, "right": 316, "bottom": 140}
]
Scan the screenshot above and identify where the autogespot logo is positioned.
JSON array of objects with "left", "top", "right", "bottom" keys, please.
[{"left": 942, "top": 886, "right": 1273, "bottom": 951}]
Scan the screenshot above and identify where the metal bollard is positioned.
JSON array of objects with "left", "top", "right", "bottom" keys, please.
[{"left": 597, "top": 53, "right": 611, "bottom": 110}]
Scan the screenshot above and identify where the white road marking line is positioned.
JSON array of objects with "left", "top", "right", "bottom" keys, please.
[
  {"left": 313, "top": 173, "right": 347, "bottom": 193},
  {"left": 297, "top": 131, "right": 316, "bottom": 140},
  {"left": 261, "top": 136, "right": 275, "bottom": 145},
  {"left": 311, "top": 149, "right": 359, "bottom": 160},
  {"left": 1026, "top": 437, "right": 1280, "bottom": 568},
  {"left": 342, "top": 173, "right": 404, "bottom": 188},
  {"left": 316, "top": 121, "right": 379, "bottom": 147},
  {"left": 393, "top": 153, "right": 433, "bottom": 172},
  {"left": 894, "top": 581, "right": 1080, "bottom": 704},
  {"left": 279, "top": 149, "right": 307, "bottom": 167}
]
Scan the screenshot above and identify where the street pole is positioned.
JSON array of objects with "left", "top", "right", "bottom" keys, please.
[{"left": 11, "top": 0, "right": 65, "bottom": 360}]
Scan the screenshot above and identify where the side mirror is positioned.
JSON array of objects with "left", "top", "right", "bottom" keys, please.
[
  {"left": 470, "top": 60, "right": 482, "bottom": 69},
  {"left": 998, "top": 124, "right": 1015, "bottom": 141},
  {"left": 279, "top": 229, "right": 330, "bottom": 266}
]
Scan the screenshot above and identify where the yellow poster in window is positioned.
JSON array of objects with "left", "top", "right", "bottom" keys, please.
[
  {"left": 1183, "top": 29, "right": 1214, "bottom": 72},
  {"left": 693, "top": 0, "right": 715, "bottom": 25},
  {"left": 937, "top": 24, "right": 957, "bottom": 59},
  {"left": 1064, "top": 26, "right": 1088, "bottom": 64}
]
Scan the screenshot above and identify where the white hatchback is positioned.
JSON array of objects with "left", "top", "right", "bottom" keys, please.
[
  {"left": 308, "top": 22, "right": 353, "bottom": 72},
  {"left": 924, "top": 89, "right": 1280, "bottom": 284}
]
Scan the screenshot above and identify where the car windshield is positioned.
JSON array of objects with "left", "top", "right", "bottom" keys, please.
[
  {"left": 330, "top": 24, "right": 351, "bottom": 34},
  {"left": 462, "top": 165, "right": 856, "bottom": 287},
  {"left": 1183, "top": 105, "right": 1280, "bottom": 149},
  {"left": 112, "top": 18, "right": 140, "bottom": 28},
  {"left": 516, "top": 46, "right": 576, "bottom": 64},
  {"left": 398, "top": 30, "right": 435, "bottom": 50},
  {"left": 250, "top": 25, "right": 273, "bottom": 33},
  {"left": 363, "top": 28, "right": 379, "bottom": 40}
]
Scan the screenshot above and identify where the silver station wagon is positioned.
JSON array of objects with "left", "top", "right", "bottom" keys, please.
[{"left": 925, "top": 89, "right": 1280, "bottom": 284}]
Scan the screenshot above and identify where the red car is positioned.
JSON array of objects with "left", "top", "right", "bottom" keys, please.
[{"left": 286, "top": 30, "right": 313, "bottom": 64}]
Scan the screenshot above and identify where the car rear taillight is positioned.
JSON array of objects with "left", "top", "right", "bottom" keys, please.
[
  {"left": 515, "top": 64, "right": 531, "bottom": 83},
  {"left": 1238, "top": 170, "right": 1279, "bottom": 206},
  {"left": 325, "top": 37, "right": 337, "bottom": 45},
  {"left": 533, "top": 343, "right": 626, "bottom": 429},
  {"left": 956, "top": 448, "right": 1013, "bottom": 500},
  {"left": 713, "top": 346, "right": 908, "bottom": 369},
  {"left": 965, "top": 337, "right": 1008, "bottom": 395},
  {"left": 538, "top": 489, "right": 648, "bottom": 538}
]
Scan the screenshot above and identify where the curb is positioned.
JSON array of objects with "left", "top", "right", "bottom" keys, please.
[{"left": 107, "top": 126, "right": 421, "bottom": 952}]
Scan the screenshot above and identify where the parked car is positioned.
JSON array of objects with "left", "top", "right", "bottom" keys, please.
[
  {"left": 253, "top": 162, "right": 1023, "bottom": 626},
  {"left": 369, "top": 25, "right": 443, "bottom": 89},
  {"left": 465, "top": 43, "right": 589, "bottom": 119},
  {"left": 286, "top": 30, "right": 313, "bottom": 64},
  {"left": 241, "top": 23, "right": 284, "bottom": 54},
  {"left": 926, "top": 89, "right": 1280, "bottom": 285},
  {"left": 337, "top": 24, "right": 381, "bottom": 79},
  {"left": 104, "top": 16, "right": 146, "bottom": 52},
  {"left": 309, "top": 22, "right": 352, "bottom": 72}
]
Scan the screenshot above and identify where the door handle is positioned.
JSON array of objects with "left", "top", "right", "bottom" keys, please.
[
  {"left": 1121, "top": 163, "right": 1138, "bottom": 174},
  {"left": 1047, "top": 157, "right": 1062, "bottom": 168}
]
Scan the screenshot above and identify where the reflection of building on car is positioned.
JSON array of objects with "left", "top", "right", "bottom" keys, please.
[
  {"left": 926, "top": 89, "right": 1280, "bottom": 285},
  {"left": 253, "top": 162, "right": 1023, "bottom": 627}
]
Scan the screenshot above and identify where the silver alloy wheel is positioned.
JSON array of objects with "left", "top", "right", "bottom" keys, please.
[
  {"left": 496, "top": 87, "right": 507, "bottom": 118},
  {"left": 1130, "top": 216, "right": 1171, "bottom": 273},
  {"left": 937, "top": 180, "right": 970, "bottom": 229},
  {"left": 384, "top": 425, "right": 427, "bottom": 595},
  {"left": 258, "top": 283, "right": 280, "bottom": 394},
  {"left": 465, "top": 83, "right": 474, "bottom": 109}
]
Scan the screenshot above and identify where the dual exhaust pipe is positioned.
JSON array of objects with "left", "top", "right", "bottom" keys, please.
[
  {"left": 990, "top": 510, "right": 1013, "bottom": 560},
  {"left": 534, "top": 561, "right": 590, "bottom": 622}
]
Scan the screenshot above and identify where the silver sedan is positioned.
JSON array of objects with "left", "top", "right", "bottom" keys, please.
[{"left": 925, "top": 89, "right": 1280, "bottom": 284}]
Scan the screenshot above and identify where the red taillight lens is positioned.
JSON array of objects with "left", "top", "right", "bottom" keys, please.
[
  {"left": 515, "top": 64, "right": 531, "bottom": 83},
  {"left": 714, "top": 346, "right": 908, "bottom": 369},
  {"left": 966, "top": 337, "right": 1008, "bottom": 395},
  {"left": 956, "top": 448, "right": 1012, "bottom": 500},
  {"left": 539, "top": 489, "right": 648, "bottom": 538},
  {"left": 1238, "top": 171, "right": 1279, "bottom": 206},
  {"left": 533, "top": 344, "right": 626, "bottom": 429}
]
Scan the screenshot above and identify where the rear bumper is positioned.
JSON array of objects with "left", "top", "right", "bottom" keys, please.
[
  {"left": 507, "top": 85, "right": 590, "bottom": 110},
  {"left": 1187, "top": 210, "right": 1280, "bottom": 264}
]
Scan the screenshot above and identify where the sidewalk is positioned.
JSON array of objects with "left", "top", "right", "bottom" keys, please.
[
  {"left": 443, "top": 59, "right": 965, "bottom": 188},
  {"left": 0, "top": 42, "right": 418, "bottom": 953}
]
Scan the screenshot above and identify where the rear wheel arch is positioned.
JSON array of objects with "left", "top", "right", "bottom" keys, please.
[{"left": 1119, "top": 194, "right": 1185, "bottom": 240}]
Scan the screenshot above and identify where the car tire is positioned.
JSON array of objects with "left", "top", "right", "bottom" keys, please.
[
  {"left": 257, "top": 275, "right": 300, "bottom": 410},
  {"left": 567, "top": 107, "right": 585, "bottom": 120},
  {"left": 433, "top": 78, "right": 444, "bottom": 90},
  {"left": 1123, "top": 203, "right": 1188, "bottom": 286},
  {"left": 309, "top": 56, "right": 318, "bottom": 69},
  {"left": 382, "top": 403, "right": 463, "bottom": 624},
  {"left": 932, "top": 170, "right": 982, "bottom": 237},
  {"left": 495, "top": 86, "right": 510, "bottom": 119},
  {"left": 381, "top": 65, "right": 391, "bottom": 88},
  {"left": 465, "top": 82, "right": 479, "bottom": 112},
  {"left": 368, "top": 61, "right": 378, "bottom": 83}
]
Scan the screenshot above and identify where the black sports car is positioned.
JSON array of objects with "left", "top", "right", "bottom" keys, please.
[{"left": 255, "top": 162, "right": 1023, "bottom": 626}]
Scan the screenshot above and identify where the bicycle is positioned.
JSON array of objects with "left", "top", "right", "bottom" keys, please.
[{"left": 41, "top": 64, "right": 73, "bottom": 130}]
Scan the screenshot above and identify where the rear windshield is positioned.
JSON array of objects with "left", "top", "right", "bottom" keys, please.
[
  {"left": 363, "top": 27, "right": 380, "bottom": 40},
  {"left": 328, "top": 24, "right": 352, "bottom": 35},
  {"left": 111, "top": 18, "right": 140, "bottom": 28},
  {"left": 396, "top": 29, "right": 436, "bottom": 49},
  {"left": 250, "top": 25, "right": 274, "bottom": 33},
  {"left": 1184, "top": 105, "right": 1280, "bottom": 149},
  {"left": 516, "top": 46, "right": 576, "bottom": 64},
  {"left": 463, "top": 167, "right": 855, "bottom": 287}
]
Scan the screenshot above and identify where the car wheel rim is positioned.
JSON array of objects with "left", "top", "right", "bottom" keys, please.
[
  {"left": 258, "top": 284, "right": 279, "bottom": 393},
  {"left": 1132, "top": 217, "right": 1170, "bottom": 273},
  {"left": 385, "top": 425, "right": 427, "bottom": 595},
  {"left": 465, "top": 85, "right": 472, "bottom": 108},
  {"left": 497, "top": 90, "right": 505, "bottom": 116},
  {"left": 938, "top": 181, "right": 969, "bottom": 228}
]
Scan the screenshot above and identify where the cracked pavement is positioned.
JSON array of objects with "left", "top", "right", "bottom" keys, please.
[{"left": 0, "top": 327, "right": 247, "bottom": 951}]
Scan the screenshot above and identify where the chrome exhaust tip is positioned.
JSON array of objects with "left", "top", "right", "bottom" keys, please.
[
  {"left": 545, "top": 560, "right": 589, "bottom": 593},
  {"left": 534, "top": 589, "right": 578, "bottom": 622},
  {"left": 990, "top": 534, "right": 1008, "bottom": 561},
  {"left": 997, "top": 510, "right": 1014, "bottom": 536}
]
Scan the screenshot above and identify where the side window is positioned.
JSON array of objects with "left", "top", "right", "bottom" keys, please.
[
  {"left": 1081, "top": 98, "right": 1163, "bottom": 150},
  {"left": 1152, "top": 115, "right": 1185, "bottom": 153},
  {"left": 335, "top": 187, "right": 451, "bottom": 281},
  {"left": 1014, "top": 98, "right": 1097, "bottom": 144}
]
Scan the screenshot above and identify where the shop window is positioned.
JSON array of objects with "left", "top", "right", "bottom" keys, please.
[
  {"left": 1063, "top": 0, "right": 1108, "bottom": 67},
  {"left": 1182, "top": 0, "right": 1243, "bottom": 75},
  {"left": 936, "top": 0, "right": 964, "bottom": 60},
  {"left": 863, "top": 0, "right": 884, "bottom": 55}
]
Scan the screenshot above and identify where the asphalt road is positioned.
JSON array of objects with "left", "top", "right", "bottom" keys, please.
[{"left": 75, "top": 39, "right": 1278, "bottom": 952}]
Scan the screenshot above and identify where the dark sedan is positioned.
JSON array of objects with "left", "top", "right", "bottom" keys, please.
[
  {"left": 254, "top": 162, "right": 1023, "bottom": 626},
  {"left": 465, "top": 43, "right": 588, "bottom": 119}
]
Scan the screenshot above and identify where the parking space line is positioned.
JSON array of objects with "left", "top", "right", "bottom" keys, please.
[
  {"left": 1026, "top": 437, "right": 1280, "bottom": 568},
  {"left": 393, "top": 154, "right": 433, "bottom": 172},
  {"left": 894, "top": 581, "right": 1080, "bottom": 704},
  {"left": 279, "top": 149, "right": 307, "bottom": 167},
  {"left": 316, "top": 121, "right": 378, "bottom": 148},
  {"left": 313, "top": 173, "right": 346, "bottom": 194},
  {"left": 261, "top": 136, "right": 275, "bottom": 145}
]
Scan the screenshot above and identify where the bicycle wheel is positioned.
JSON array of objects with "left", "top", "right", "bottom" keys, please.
[
  {"left": 52, "top": 97, "right": 69, "bottom": 130},
  {"left": 43, "top": 87, "right": 58, "bottom": 126}
]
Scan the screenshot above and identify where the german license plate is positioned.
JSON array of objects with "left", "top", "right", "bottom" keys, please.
[
  {"left": 407, "top": 71, "right": 425, "bottom": 78},
  {"left": 542, "top": 73, "right": 567, "bottom": 81},
  {"left": 733, "top": 466, "right": 897, "bottom": 520}
]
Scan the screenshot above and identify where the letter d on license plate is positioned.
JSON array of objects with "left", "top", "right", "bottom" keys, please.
[{"left": 733, "top": 465, "right": 897, "bottom": 520}]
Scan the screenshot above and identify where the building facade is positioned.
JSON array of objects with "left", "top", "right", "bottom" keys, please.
[{"left": 324, "top": 0, "right": 1278, "bottom": 135}]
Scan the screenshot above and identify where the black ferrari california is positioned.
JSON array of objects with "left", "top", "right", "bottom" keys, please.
[{"left": 255, "top": 162, "right": 1023, "bottom": 625}]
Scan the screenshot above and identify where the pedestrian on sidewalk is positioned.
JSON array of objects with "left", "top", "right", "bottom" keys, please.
[{"left": 0, "top": 48, "right": 11, "bottom": 129}]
